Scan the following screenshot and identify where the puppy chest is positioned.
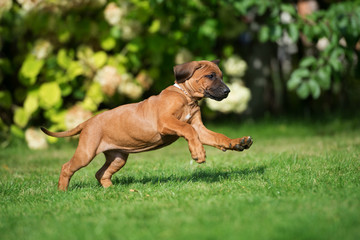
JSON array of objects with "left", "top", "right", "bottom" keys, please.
[{"left": 179, "top": 105, "right": 199, "bottom": 122}]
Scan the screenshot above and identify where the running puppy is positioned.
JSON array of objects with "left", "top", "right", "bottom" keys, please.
[{"left": 41, "top": 60, "right": 253, "bottom": 190}]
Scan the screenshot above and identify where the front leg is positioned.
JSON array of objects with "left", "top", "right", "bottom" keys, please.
[
  {"left": 191, "top": 112, "right": 253, "bottom": 152},
  {"left": 158, "top": 116, "right": 206, "bottom": 163}
]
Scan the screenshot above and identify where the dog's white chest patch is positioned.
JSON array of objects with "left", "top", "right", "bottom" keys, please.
[{"left": 185, "top": 113, "right": 191, "bottom": 121}]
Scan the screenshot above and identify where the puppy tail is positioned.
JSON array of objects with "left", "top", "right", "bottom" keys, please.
[{"left": 40, "top": 124, "right": 83, "bottom": 138}]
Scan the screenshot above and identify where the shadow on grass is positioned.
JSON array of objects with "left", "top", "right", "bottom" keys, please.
[
  {"left": 112, "top": 166, "right": 266, "bottom": 186},
  {"left": 69, "top": 166, "right": 266, "bottom": 190}
]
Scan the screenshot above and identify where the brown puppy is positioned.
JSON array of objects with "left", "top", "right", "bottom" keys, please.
[{"left": 41, "top": 60, "right": 253, "bottom": 191}]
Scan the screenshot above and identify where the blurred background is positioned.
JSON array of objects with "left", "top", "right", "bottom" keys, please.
[{"left": 0, "top": 0, "right": 359, "bottom": 149}]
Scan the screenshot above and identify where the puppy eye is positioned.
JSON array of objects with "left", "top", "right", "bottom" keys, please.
[{"left": 206, "top": 73, "right": 215, "bottom": 80}]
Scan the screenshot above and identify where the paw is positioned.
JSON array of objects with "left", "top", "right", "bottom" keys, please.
[
  {"left": 191, "top": 147, "right": 206, "bottom": 164},
  {"left": 189, "top": 140, "right": 206, "bottom": 164},
  {"left": 192, "top": 152, "right": 206, "bottom": 164},
  {"left": 229, "top": 136, "right": 253, "bottom": 151},
  {"left": 195, "top": 158, "right": 206, "bottom": 164}
]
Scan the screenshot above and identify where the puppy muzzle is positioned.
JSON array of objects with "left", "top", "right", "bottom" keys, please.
[{"left": 205, "top": 85, "right": 230, "bottom": 101}]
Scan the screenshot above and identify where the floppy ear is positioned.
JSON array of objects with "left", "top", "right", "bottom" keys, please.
[
  {"left": 211, "top": 59, "right": 220, "bottom": 66},
  {"left": 173, "top": 61, "right": 201, "bottom": 83}
]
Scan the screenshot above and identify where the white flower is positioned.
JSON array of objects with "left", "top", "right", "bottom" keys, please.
[
  {"left": 25, "top": 127, "right": 48, "bottom": 150},
  {"left": 136, "top": 71, "right": 153, "bottom": 90},
  {"left": 118, "top": 73, "right": 144, "bottom": 100},
  {"left": 104, "top": 2, "right": 140, "bottom": 39},
  {"left": 206, "top": 80, "right": 251, "bottom": 114},
  {"left": 32, "top": 39, "right": 53, "bottom": 59},
  {"left": 104, "top": 2, "right": 126, "bottom": 26},
  {"left": 339, "top": 37, "right": 347, "bottom": 47},
  {"left": 175, "top": 48, "right": 193, "bottom": 65},
  {"left": 120, "top": 20, "right": 142, "bottom": 40},
  {"left": 316, "top": 37, "right": 329, "bottom": 51},
  {"left": 65, "top": 105, "right": 92, "bottom": 130},
  {"left": 223, "top": 56, "right": 247, "bottom": 77},
  {"left": 122, "top": 82, "right": 143, "bottom": 100},
  {"left": 94, "top": 66, "right": 122, "bottom": 96},
  {"left": 280, "top": 11, "right": 292, "bottom": 24}
]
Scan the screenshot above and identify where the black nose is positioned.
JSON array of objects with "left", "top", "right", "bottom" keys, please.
[{"left": 224, "top": 88, "right": 230, "bottom": 95}]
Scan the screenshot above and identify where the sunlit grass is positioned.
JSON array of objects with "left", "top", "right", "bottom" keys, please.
[{"left": 1, "top": 118, "right": 359, "bottom": 240}]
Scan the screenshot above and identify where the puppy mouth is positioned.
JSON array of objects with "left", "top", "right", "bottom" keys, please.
[{"left": 205, "top": 91, "right": 229, "bottom": 101}]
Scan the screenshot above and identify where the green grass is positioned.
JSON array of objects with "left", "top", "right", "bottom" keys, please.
[{"left": 1, "top": 118, "right": 360, "bottom": 240}]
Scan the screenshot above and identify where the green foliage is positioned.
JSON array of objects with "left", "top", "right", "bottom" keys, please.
[
  {"left": 1, "top": 0, "right": 360, "bottom": 142},
  {"left": 1, "top": 0, "right": 242, "bottom": 140},
  {"left": 231, "top": 0, "right": 360, "bottom": 99},
  {"left": 38, "top": 82, "right": 62, "bottom": 109},
  {"left": 0, "top": 90, "right": 12, "bottom": 108},
  {"left": 23, "top": 92, "right": 39, "bottom": 115},
  {"left": 13, "top": 107, "right": 30, "bottom": 128},
  {"left": 19, "top": 55, "right": 44, "bottom": 86}
]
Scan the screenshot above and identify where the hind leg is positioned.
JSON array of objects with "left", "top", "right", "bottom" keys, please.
[
  {"left": 58, "top": 133, "right": 99, "bottom": 191},
  {"left": 95, "top": 151, "right": 128, "bottom": 188}
]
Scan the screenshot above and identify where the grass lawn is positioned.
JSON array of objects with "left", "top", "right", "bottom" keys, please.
[{"left": 1, "top": 118, "right": 360, "bottom": 240}]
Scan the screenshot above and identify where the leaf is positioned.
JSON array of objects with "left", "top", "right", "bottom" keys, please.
[
  {"left": 316, "top": 66, "right": 331, "bottom": 90},
  {"left": 259, "top": 26, "right": 270, "bottom": 43},
  {"left": 101, "top": 36, "right": 116, "bottom": 51},
  {"left": 299, "top": 56, "right": 317, "bottom": 68},
  {"left": 329, "top": 48, "right": 344, "bottom": 72},
  {"left": 19, "top": 55, "right": 44, "bottom": 86},
  {"left": 14, "top": 108, "right": 30, "bottom": 128},
  {"left": 87, "top": 82, "right": 104, "bottom": 105},
  {"left": 270, "top": 25, "right": 282, "bottom": 41},
  {"left": 257, "top": 3, "right": 268, "bottom": 16},
  {"left": 223, "top": 45, "right": 234, "bottom": 58},
  {"left": 312, "top": 25, "right": 322, "bottom": 36},
  {"left": 288, "top": 23, "right": 299, "bottom": 42},
  {"left": 0, "top": 90, "right": 12, "bottom": 109},
  {"left": 38, "top": 82, "right": 62, "bottom": 110},
  {"left": 59, "top": 83, "right": 73, "bottom": 96},
  {"left": 93, "top": 51, "right": 108, "bottom": 69},
  {"left": 44, "top": 109, "right": 66, "bottom": 125},
  {"left": 338, "top": 16, "right": 348, "bottom": 29},
  {"left": 0, "top": 58, "right": 13, "bottom": 75},
  {"left": 149, "top": 19, "right": 161, "bottom": 33},
  {"left": 308, "top": 79, "right": 321, "bottom": 99},
  {"left": 58, "top": 30, "right": 71, "bottom": 43},
  {"left": 82, "top": 82, "right": 104, "bottom": 111},
  {"left": 199, "top": 19, "right": 218, "bottom": 39},
  {"left": 24, "top": 93, "right": 39, "bottom": 114},
  {"left": 57, "top": 49, "right": 72, "bottom": 69},
  {"left": 329, "top": 57, "right": 342, "bottom": 72},
  {"left": 296, "top": 82, "right": 310, "bottom": 99},
  {"left": 127, "top": 42, "right": 140, "bottom": 53},
  {"left": 291, "top": 68, "right": 310, "bottom": 78},
  {"left": 234, "top": 2, "right": 246, "bottom": 15},
  {"left": 67, "top": 61, "right": 84, "bottom": 79},
  {"left": 54, "top": 71, "right": 70, "bottom": 84},
  {"left": 287, "top": 76, "right": 302, "bottom": 90},
  {"left": 280, "top": 4, "right": 296, "bottom": 16},
  {"left": 110, "top": 27, "right": 121, "bottom": 39},
  {"left": 81, "top": 97, "right": 98, "bottom": 112},
  {"left": 10, "top": 125, "right": 24, "bottom": 138}
]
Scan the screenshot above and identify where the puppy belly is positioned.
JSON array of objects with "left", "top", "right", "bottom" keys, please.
[{"left": 96, "top": 135, "right": 179, "bottom": 154}]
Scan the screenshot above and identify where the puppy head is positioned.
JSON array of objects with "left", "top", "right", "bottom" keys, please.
[{"left": 173, "top": 60, "right": 230, "bottom": 101}]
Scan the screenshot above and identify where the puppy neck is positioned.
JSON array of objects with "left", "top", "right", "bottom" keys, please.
[{"left": 173, "top": 82, "right": 199, "bottom": 105}]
